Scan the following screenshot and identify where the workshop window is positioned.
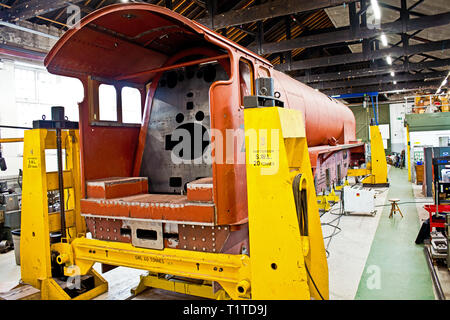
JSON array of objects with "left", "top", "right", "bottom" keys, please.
[
  {"left": 99, "top": 84, "right": 117, "bottom": 122},
  {"left": 37, "top": 72, "right": 59, "bottom": 104},
  {"left": 121, "top": 87, "right": 142, "bottom": 124},
  {"left": 239, "top": 59, "right": 254, "bottom": 105},
  {"left": 14, "top": 67, "right": 37, "bottom": 101}
]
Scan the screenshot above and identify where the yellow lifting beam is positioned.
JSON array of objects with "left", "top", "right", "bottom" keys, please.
[{"left": 19, "top": 106, "right": 328, "bottom": 300}]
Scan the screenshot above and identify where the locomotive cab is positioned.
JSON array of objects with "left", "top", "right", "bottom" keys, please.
[{"left": 45, "top": 3, "right": 264, "bottom": 254}]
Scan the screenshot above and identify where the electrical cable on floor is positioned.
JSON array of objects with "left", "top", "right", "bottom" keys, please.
[
  {"left": 324, "top": 221, "right": 343, "bottom": 257},
  {"left": 318, "top": 178, "right": 431, "bottom": 258},
  {"left": 321, "top": 199, "right": 344, "bottom": 258}
]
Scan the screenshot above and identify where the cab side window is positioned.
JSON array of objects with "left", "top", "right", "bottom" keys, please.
[
  {"left": 121, "top": 87, "right": 142, "bottom": 124},
  {"left": 90, "top": 78, "right": 143, "bottom": 127},
  {"left": 99, "top": 84, "right": 117, "bottom": 122},
  {"left": 239, "top": 59, "right": 254, "bottom": 105}
]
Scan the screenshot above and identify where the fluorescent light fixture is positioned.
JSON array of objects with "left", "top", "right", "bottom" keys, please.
[
  {"left": 393, "top": 81, "right": 397, "bottom": 84},
  {"left": 390, "top": 71, "right": 395, "bottom": 77},
  {"left": 380, "top": 34, "right": 388, "bottom": 47},
  {"left": 370, "top": 0, "right": 381, "bottom": 20},
  {"left": 386, "top": 56, "right": 392, "bottom": 65}
]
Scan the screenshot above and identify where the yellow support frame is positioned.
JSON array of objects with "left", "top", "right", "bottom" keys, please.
[{"left": 20, "top": 107, "right": 329, "bottom": 300}]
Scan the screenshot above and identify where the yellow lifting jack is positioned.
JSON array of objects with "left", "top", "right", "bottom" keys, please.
[
  {"left": 19, "top": 106, "right": 329, "bottom": 300},
  {"left": 316, "top": 181, "right": 349, "bottom": 212},
  {"left": 347, "top": 125, "right": 389, "bottom": 187}
]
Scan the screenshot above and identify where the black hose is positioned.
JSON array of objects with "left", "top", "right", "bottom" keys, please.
[
  {"left": 292, "top": 174, "right": 324, "bottom": 300},
  {"left": 305, "top": 263, "right": 325, "bottom": 300},
  {"left": 17, "top": 169, "right": 22, "bottom": 189},
  {"left": 292, "top": 174, "right": 308, "bottom": 236},
  {"left": 56, "top": 128, "right": 67, "bottom": 241}
]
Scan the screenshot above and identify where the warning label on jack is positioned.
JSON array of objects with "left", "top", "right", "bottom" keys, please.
[{"left": 250, "top": 149, "right": 276, "bottom": 167}]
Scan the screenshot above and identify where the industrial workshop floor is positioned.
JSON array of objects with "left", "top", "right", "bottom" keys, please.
[
  {"left": 319, "top": 166, "right": 442, "bottom": 300},
  {"left": 0, "top": 166, "right": 447, "bottom": 300}
]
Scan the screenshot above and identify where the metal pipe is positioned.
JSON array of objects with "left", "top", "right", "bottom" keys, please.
[
  {"left": 0, "top": 138, "right": 24, "bottom": 143},
  {"left": 424, "top": 246, "right": 445, "bottom": 300},
  {"left": 0, "top": 125, "right": 32, "bottom": 130},
  {"left": 0, "top": 21, "right": 60, "bottom": 40},
  {"left": 56, "top": 128, "right": 67, "bottom": 241}
]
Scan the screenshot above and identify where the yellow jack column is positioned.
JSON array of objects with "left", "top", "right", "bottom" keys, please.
[
  {"left": 20, "top": 128, "right": 107, "bottom": 300},
  {"left": 244, "top": 106, "right": 329, "bottom": 300},
  {"left": 348, "top": 125, "right": 389, "bottom": 187},
  {"left": 407, "top": 124, "right": 412, "bottom": 182}
]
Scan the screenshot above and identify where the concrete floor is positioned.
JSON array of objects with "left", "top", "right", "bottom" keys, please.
[
  {"left": 0, "top": 251, "right": 20, "bottom": 294},
  {"left": 0, "top": 165, "right": 448, "bottom": 300},
  {"left": 321, "top": 181, "right": 388, "bottom": 300}
]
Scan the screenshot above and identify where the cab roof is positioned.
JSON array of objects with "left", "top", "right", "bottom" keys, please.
[{"left": 45, "top": 3, "right": 271, "bottom": 84}]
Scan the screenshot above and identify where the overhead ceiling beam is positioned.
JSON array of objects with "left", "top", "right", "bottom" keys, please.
[
  {"left": 0, "top": 20, "right": 62, "bottom": 54},
  {"left": 296, "top": 58, "right": 450, "bottom": 83},
  {"left": 322, "top": 79, "right": 441, "bottom": 96},
  {"left": 196, "top": 0, "right": 358, "bottom": 30},
  {"left": 378, "top": 2, "right": 425, "bottom": 17},
  {"left": 249, "top": 12, "right": 450, "bottom": 55},
  {"left": 408, "top": 0, "right": 424, "bottom": 12},
  {"left": 0, "top": 0, "right": 82, "bottom": 22},
  {"left": 276, "top": 39, "right": 450, "bottom": 71},
  {"left": 310, "top": 71, "right": 447, "bottom": 90}
]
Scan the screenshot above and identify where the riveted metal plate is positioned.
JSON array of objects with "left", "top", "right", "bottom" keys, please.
[
  {"left": 85, "top": 217, "right": 131, "bottom": 243},
  {"left": 178, "top": 224, "right": 230, "bottom": 253}
]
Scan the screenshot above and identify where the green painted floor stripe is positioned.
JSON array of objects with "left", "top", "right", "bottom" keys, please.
[{"left": 355, "top": 167, "right": 435, "bottom": 300}]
